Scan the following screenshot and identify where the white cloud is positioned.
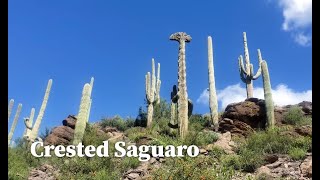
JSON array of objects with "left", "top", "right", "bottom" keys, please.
[
  {"left": 197, "top": 83, "right": 312, "bottom": 109},
  {"left": 276, "top": 0, "right": 312, "bottom": 46}
]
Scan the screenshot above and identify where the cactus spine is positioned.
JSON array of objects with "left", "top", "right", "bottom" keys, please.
[
  {"left": 145, "top": 58, "right": 161, "bottom": 127},
  {"left": 260, "top": 50, "right": 275, "bottom": 129},
  {"left": 24, "top": 79, "right": 52, "bottom": 142},
  {"left": 170, "top": 32, "right": 191, "bottom": 139},
  {"left": 23, "top": 108, "right": 35, "bottom": 138},
  {"left": 73, "top": 83, "right": 92, "bottom": 145},
  {"left": 8, "top": 99, "right": 14, "bottom": 122},
  {"left": 87, "top": 77, "right": 94, "bottom": 122},
  {"left": 207, "top": 36, "right": 219, "bottom": 131},
  {"left": 8, "top": 103, "right": 22, "bottom": 146},
  {"left": 239, "top": 32, "right": 262, "bottom": 98}
]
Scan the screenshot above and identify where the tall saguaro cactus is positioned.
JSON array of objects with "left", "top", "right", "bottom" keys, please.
[
  {"left": 169, "top": 85, "right": 178, "bottom": 129},
  {"left": 24, "top": 79, "right": 52, "bottom": 142},
  {"left": 207, "top": 36, "right": 219, "bottom": 131},
  {"left": 73, "top": 83, "right": 92, "bottom": 145},
  {"left": 8, "top": 103, "right": 22, "bottom": 146},
  {"left": 239, "top": 32, "right": 262, "bottom": 98},
  {"left": 87, "top": 77, "right": 94, "bottom": 122},
  {"left": 24, "top": 108, "right": 35, "bottom": 138},
  {"left": 8, "top": 99, "right": 14, "bottom": 122},
  {"left": 145, "top": 58, "right": 161, "bottom": 127},
  {"left": 260, "top": 50, "right": 275, "bottom": 129},
  {"left": 170, "top": 32, "right": 192, "bottom": 139}
]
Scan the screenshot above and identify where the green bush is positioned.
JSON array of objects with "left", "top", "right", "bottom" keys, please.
[
  {"left": 184, "top": 131, "right": 218, "bottom": 147},
  {"left": 288, "top": 147, "right": 306, "bottom": 160},
  {"left": 283, "top": 106, "right": 310, "bottom": 125},
  {"left": 100, "top": 116, "right": 134, "bottom": 131}
]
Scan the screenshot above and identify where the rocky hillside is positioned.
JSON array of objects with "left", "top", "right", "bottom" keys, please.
[{"left": 9, "top": 99, "right": 312, "bottom": 180}]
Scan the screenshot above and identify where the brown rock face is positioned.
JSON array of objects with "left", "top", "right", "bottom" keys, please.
[
  {"left": 295, "top": 125, "right": 312, "bottom": 137},
  {"left": 28, "top": 164, "right": 59, "bottom": 180},
  {"left": 223, "top": 98, "right": 267, "bottom": 129},
  {"left": 62, "top": 115, "right": 77, "bottom": 129},
  {"left": 44, "top": 115, "right": 77, "bottom": 146}
]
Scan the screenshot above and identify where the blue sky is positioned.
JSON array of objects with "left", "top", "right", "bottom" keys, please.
[{"left": 8, "top": 0, "right": 312, "bottom": 143}]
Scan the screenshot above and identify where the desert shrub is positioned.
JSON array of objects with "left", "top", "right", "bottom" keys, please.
[
  {"left": 153, "top": 99, "right": 171, "bottom": 121},
  {"left": 134, "top": 107, "right": 147, "bottom": 127},
  {"left": 184, "top": 131, "right": 218, "bottom": 147},
  {"left": 151, "top": 156, "right": 235, "bottom": 180},
  {"left": 283, "top": 106, "right": 306, "bottom": 125},
  {"left": 100, "top": 116, "right": 134, "bottom": 131},
  {"left": 82, "top": 123, "right": 110, "bottom": 146},
  {"left": 231, "top": 128, "right": 311, "bottom": 172},
  {"left": 8, "top": 146, "right": 42, "bottom": 179},
  {"left": 288, "top": 147, "right": 306, "bottom": 160}
]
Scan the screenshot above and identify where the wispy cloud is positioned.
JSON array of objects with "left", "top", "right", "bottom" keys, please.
[
  {"left": 197, "top": 83, "right": 312, "bottom": 109},
  {"left": 275, "top": 0, "right": 312, "bottom": 46}
]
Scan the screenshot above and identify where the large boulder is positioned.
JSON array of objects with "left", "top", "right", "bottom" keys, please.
[
  {"left": 62, "top": 115, "right": 77, "bottom": 129},
  {"left": 44, "top": 126, "right": 74, "bottom": 146}
]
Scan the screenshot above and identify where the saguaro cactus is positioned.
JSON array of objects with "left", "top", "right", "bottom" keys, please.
[
  {"left": 87, "top": 77, "right": 94, "bottom": 122},
  {"left": 239, "top": 32, "right": 262, "bottom": 98},
  {"left": 145, "top": 58, "right": 161, "bottom": 127},
  {"left": 207, "top": 36, "right": 219, "bottom": 131},
  {"left": 8, "top": 103, "right": 22, "bottom": 146},
  {"left": 23, "top": 108, "right": 35, "bottom": 138},
  {"left": 170, "top": 32, "right": 192, "bottom": 139},
  {"left": 169, "top": 85, "right": 178, "bottom": 129},
  {"left": 8, "top": 99, "right": 14, "bottom": 122},
  {"left": 73, "top": 83, "right": 92, "bottom": 145},
  {"left": 24, "top": 79, "right": 52, "bottom": 142},
  {"left": 260, "top": 50, "right": 275, "bottom": 129}
]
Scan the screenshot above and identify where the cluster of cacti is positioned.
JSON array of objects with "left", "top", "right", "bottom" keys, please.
[
  {"left": 8, "top": 103, "right": 22, "bottom": 146},
  {"left": 259, "top": 50, "right": 275, "bottom": 129},
  {"left": 169, "top": 32, "right": 192, "bottom": 139},
  {"left": 145, "top": 58, "right": 161, "bottom": 127},
  {"left": 24, "top": 79, "right": 53, "bottom": 142},
  {"left": 73, "top": 79, "right": 93, "bottom": 145},
  {"left": 207, "top": 36, "right": 219, "bottom": 131},
  {"left": 239, "top": 32, "right": 262, "bottom": 98}
]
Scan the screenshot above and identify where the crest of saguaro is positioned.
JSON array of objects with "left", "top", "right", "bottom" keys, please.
[
  {"left": 24, "top": 79, "right": 52, "bottom": 142},
  {"left": 8, "top": 103, "right": 22, "bottom": 146},
  {"left": 23, "top": 108, "right": 35, "bottom": 138},
  {"left": 207, "top": 36, "right": 219, "bottom": 131},
  {"left": 73, "top": 83, "right": 92, "bottom": 145},
  {"left": 170, "top": 32, "right": 191, "bottom": 139},
  {"left": 145, "top": 58, "right": 161, "bottom": 127},
  {"left": 8, "top": 99, "right": 14, "bottom": 122},
  {"left": 239, "top": 32, "right": 262, "bottom": 98},
  {"left": 260, "top": 50, "right": 275, "bottom": 129},
  {"left": 87, "top": 77, "right": 94, "bottom": 122}
]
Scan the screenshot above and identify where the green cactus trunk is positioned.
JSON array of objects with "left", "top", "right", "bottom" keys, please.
[
  {"left": 261, "top": 60, "right": 275, "bottom": 129},
  {"left": 8, "top": 103, "right": 22, "bottom": 146},
  {"left": 145, "top": 58, "right": 161, "bottom": 127},
  {"left": 207, "top": 36, "right": 219, "bottom": 131},
  {"left": 8, "top": 99, "right": 14, "bottom": 122},
  {"left": 24, "top": 108, "right": 35, "bottom": 138},
  {"left": 73, "top": 83, "right": 92, "bottom": 145},
  {"left": 26, "top": 79, "right": 52, "bottom": 142},
  {"left": 87, "top": 77, "right": 94, "bottom": 122},
  {"left": 239, "top": 32, "right": 262, "bottom": 98}
]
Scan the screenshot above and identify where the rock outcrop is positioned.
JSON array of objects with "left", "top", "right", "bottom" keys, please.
[
  {"left": 44, "top": 115, "right": 77, "bottom": 146},
  {"left": 28, "top": 164, "right": 59, "bottom": 180}
]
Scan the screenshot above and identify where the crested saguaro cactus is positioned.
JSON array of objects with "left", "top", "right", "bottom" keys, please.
[
  {"left": 145, "top": 58, "right": 161, "bottom": 127},
  {"left": 207, "top": 36, "right": 219, "bottom": 131},
  {"left": 23, "top": 108, "right": 35, "bottom": 138},
  {"left": 239, "top": 32, "right": 262, "bottom": 98},
  {"left": 8, "top": 99, "right": 14, "bottom": 122},
  {"left": 73, "top": 83, "right": 92, "bottom": 145},
  {"left": 8, "top": 103, "right": 22, "bottom": 146},
  {"left": 259, "top": 50, "right": 275, "bottom": 129},
  {"left": 170, "top": 32, "right": 191, "bottom": 139},
  {"left": 24, "top": 79, "right": 52, "bottom": 142},
  {"left": 87, "top": 77, "right": 94, "bottom": 122}
]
